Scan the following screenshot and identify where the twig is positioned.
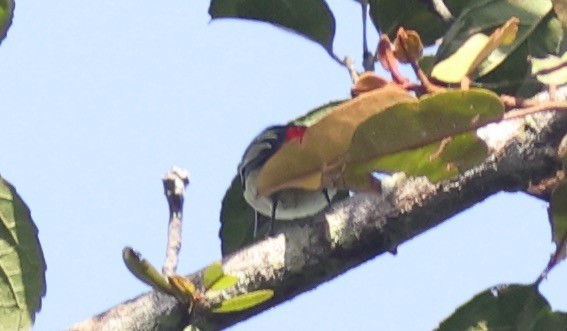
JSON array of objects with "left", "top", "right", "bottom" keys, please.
[
  {"left": 503, "top": 100, "right": 567, "bottom": 121},
  {"left": 329, "top": 51, "right": 346, "bottom": 68},
  {"left": 162, "top": 166, "right": 190, "bottom": 276},
  {"left": 360, "top": 0, "right": 374, "bottom": 72},
  {"left": 343, "top": 56, "right": 359, "bottom": 83}
]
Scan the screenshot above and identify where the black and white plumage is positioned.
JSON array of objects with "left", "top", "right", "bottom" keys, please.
[{"left": 238, "top": 125, "right": 335, "bottom": 234}]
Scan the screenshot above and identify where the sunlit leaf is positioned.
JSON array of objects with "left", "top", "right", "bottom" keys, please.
[
  {"left": 432, "top": 17, "right": 520, "bottom": 83},
  {"left": 530, "top": 52, "right": 567, "bottom": 85},
  {"left": 418, "top": 55, "right": 436, "bottom": 76},
  {"left": 433, "top": 33, "right": 491, "bottom": 83},
  {"left": 169, "top": 275, "right": 198, "bottom": 299},
  {"left": 341, "top": 89, "right": 501, "bottom": 188},
  {"left": 203, "top": 262, "right": 224, "bottom": 290},
  {"left": 209, "top": 0, "right": 336, "bottom": 53},
  {"left": 549, "top": 181, "right": 567, "bottom": 263},
  {"left": 436, "top": 284, "right": 567, "bottom": 331},
  {"left": 344, "top": 133, "right": 488, "bottom": 187},
  {"left": 212, "top": 289, "right": 274, "bottom": 313},
  {"left": 435, "top": 0, "right": 553, "bottom": 82},
  {"left": 257, "top": 84, "right": 415, "bottom": 196},
  {"left": 0, "top": 0, "right": 14, "bottom": 45},
  {"left": 0, "top": 178, "right": 46, "bottom": 330},
  {"left": 122, "top": 247, "right": 173, "bottom": 294},
  {"left": 474, "top": 42, "right": 539, "bottom": 96},
  {"left": 209, "top": 275, "right": 239, "bottom": 291}
]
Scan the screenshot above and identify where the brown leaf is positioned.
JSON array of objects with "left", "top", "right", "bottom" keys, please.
[{"left": 257, "top": 84, "right": 415, "bottom": 196}]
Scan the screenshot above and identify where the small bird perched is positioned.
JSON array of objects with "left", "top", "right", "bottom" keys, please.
[{"left": 238, "top": 125, "right": 336, "bottom": 235}]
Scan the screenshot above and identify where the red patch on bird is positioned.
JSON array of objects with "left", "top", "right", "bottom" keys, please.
[{"left": 285, "top": 126, "right": 307, "bottom": 142}]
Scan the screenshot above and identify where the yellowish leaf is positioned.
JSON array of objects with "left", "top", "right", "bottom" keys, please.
[{"left": 257, "top": 84, "right": 415, "bottom": 196}]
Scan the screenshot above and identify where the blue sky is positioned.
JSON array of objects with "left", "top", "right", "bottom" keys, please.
[{"left": 1, "top": 1, "right": 565, "bottom": 330}]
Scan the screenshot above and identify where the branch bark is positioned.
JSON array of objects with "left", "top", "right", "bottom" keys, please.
[{"left": 68, "top": 106, "right": 567, "bottom": 331}]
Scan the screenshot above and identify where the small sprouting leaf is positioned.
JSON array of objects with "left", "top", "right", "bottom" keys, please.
[
  {"left": 212, "top": 290, "right": 274, "bottom": 313},
  {"left": 549, "top": 181, "right": 567, "bottom": 263},
  {"left": 0, "top": 0, "right": 14, "bottom": 45},
  {"left": 530, "top": 52, "right": 567, "bottom": 85},
  {"left": 203, "top": 262, "right": 224, "bottom": 290},
  {"left": 122, "top": 247, "right": 173, "bottom": 294},
  {"left": 209, "top": 275, "right": 239, "bottom": 291},
  {"left": 0, "top": 178, "right": 46, "bottom": 330},
  {"left": 436, "top": 284, "right": 567, "bottom": 331},
  {"left": 208, "top": 0, "right": 336, "bottom": 54},
  {"left": 169, "top": 275, "right": 198, "bottom": 299},
  {"left": 393, "top": 28, "right": 423, "bottom": 64}
]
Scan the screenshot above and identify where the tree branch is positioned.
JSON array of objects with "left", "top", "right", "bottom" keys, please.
[{"left": 67, "top": 106, "right": 567, "bottom": 331}]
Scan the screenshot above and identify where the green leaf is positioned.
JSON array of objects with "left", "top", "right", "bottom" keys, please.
[
  {"left": 436, "top": 284, "right": 567, "bottom": 331},
  {"left": 530, "top": 52, "right": 567, "bottom": 85},
  {"left": 527, "top": 12, "right": 563, "bottom": 58},
  {"left": 437, "top": 0, "right": 552, "bottom": 65},
  {"left": 418, "top": 55, "right": 436, "bottom": 76},
  {"left": 475, "top": 42, "right": 539, "bottom": 96},
  {"left": 208, "top": 0, "right": 336, "bottom": 53},
  {"left": 209, "top": 275, "right": 239, "bottom": 291},
  {"left": 212, "top": 289, "right": 274, "bottom": 313},
  {"left": 122, "top": 247, "right": 174, "bottom": 295},
  {"left": 549, "top": 181, "right": 567, "bottom": 263},
  {"left": 552, "top": 0, "right": 567, "bottom": 29},
  {"left": 0, "top": 177, "right": 46, "bottom": 330},
  {"left": 342, "top": 89, "right": 502, "bottom": 187},
  {"left": 349, "top": 133, "right": 488, "bottom": 183},
  {"left": 0, "top": 0, "right": 14, "bottom": 45},
  {"left": 220, "top": 176, "right": 272, "bottom": 256},
  {"left": 434, "top": 0, "right": 554, "bottom": 94},
  {"left": 203, "top": 262, "right": 224, "bottom": 290}
]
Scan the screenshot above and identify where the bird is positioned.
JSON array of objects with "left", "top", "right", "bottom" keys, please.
[{"left": 238, "top": 124, "right": 336, "bottom": 236}]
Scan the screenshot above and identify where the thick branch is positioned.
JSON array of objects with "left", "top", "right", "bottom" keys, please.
[{"left": 68, "top": 109, "right": 567, "bottom": 331}]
